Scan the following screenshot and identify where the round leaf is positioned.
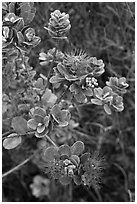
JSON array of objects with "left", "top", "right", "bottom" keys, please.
[
  {"left": 71, "top": 141, "right": 84, "bottom": 156},
  {"left": 27, "top": 119, "right": 37, "bottom": 130},
  {"left": 73, "top": 175, "right": 81, "bottom": 185},
  {"left": 3, "top": 133, "right": 22, "bottom": 150},
  {"left": 70, "top": 155, "right": 80, "bottom": 166},
  {"left": 34, "top": 107, "right": 46, "bottom": 118},
  {"left": 42, "top": 88, "right": 57, "bottom": 107},
  {"left": 75, "top": 92, "right": 87, "bottom": 103},
  {"left": 91, "top": 99, "right": 102, "bottom": 106},
  {"left": 12, "top": 116, "right": 28, "bottom": 134},
  {"left": 43, "top": 147, "right": 59, "bottom": 162},
  {"left": 80, "top": 153, "right": 90, "bottom": 164},
  {"left": 59, "top": 176, "right": 72, "bottom": 185},
  {"left": 58, "top": 144, "right": 71, "bottom": 157},
  {"left": 104, "top": 104, "right": 112, "bottom": 115},
  {"left": 37, "top": 125, "right": 45, "bottom": 134}
]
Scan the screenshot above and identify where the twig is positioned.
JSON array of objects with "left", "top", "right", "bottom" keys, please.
[
  {"left": 128, "top": 189, "right": 134, "bottom": 202},
  {"left": 45, "top": 135, "right": 57, "bottom": 147},
  {"left": 113, "top": 163, "right": 128, "bottom": 191},
  {"left": 2, "top": 132, "right": 57, "bottom": 179},
  {"left": 126, "top": 2, "right": 135, "bottom": 20},
  {"left": 2, "top": 154, "right": 34, "bottom": 179},
  {"left": 47, "top": 47, "right": 57, "bottom": 88},
  {"left": 2, "top": 131, "right": 35, "bottom": 140},
  {"left": 2, "top": 130, "right": 14, "bottom": 138},
  {"left": 56, "top": 82, "right": 72, "bottom": 104}
]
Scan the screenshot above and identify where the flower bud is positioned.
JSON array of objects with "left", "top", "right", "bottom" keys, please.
[{"left": 47, "top": 10, "right": 71, "bottom": 39}]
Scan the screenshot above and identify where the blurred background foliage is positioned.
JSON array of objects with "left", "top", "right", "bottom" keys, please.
[{"left": 2, "top": 2, "right": 135, "bottom": 202}]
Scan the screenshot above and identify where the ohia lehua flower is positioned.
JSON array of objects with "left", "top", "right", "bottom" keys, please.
[
  {"left": 27, "top": 107, "right": 50, "bottom": 138},
  {"left": 42, "top": 141, "right": 84, "bottom": 185},
  {"left": 50, "top": 50, "right": 105, "bottom": 85},
  {"left": 74, "top": 152, "right": 105, "bottom": 189}
]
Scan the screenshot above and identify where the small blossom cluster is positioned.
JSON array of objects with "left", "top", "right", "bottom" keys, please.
[
  {"left": 91, "top": 77, "right": 129, "bottom": 114},
  {"left": 2, "top": 2, "right": 40, "bottom": 51},
  {"left": 27, "top": 103, "right": 71, "bottom": 138}
]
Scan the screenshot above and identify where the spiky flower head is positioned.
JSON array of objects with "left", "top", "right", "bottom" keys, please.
[
  {"left": 60, "top": 50, "right": 92, "bottom": 81},
  {"left": 50, "top": 50, "right": 105, "bottom": 85},
  {"left": 75, "top": 152, "right": 105, "bottom": 189}
]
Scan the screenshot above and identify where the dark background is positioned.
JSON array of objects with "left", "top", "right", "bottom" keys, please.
[{"left": 2, "top": 2, "right": 135, "bottom": 202}]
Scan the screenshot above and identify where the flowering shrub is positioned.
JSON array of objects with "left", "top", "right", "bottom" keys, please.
[{"left": 2, "top": 2, "right": 130, "bottom": 200}]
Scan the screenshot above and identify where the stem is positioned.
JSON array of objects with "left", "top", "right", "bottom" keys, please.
[
  {"left": 47, "top": 38, "right": 61, "bottom": 88},
  {"left": 56, "top": 82, "right": 72, "bottom": 104},
  {"left": 74, "top": 103, "right": 82, "bottom": 118},
  {"left": 47, "top": 47, "right": 57, "bottom": 88},
  {"left": 45, "top": 135, "right": 57, "bottom": 147},
  {"left": 2, "top": 154, "right": 34, "bottom": 179},
  {"left": 2, "top": 130, "right": 57, "bottom": 147},
  {"left": 2, "top": 130, "right": 14, "bottom": 138},
  {"left": 2, "top": 131, "right": 35, "bottom": 140},
  {"left": 2, "top": 134, "right": 57, "bottom": 179}
]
